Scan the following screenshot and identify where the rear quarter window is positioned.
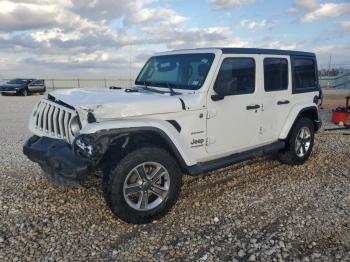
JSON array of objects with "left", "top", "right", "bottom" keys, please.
[{"left": 292, "top": 57, "right": 318, "bottom": 93}]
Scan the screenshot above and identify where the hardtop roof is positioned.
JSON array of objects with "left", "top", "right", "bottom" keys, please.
[{"left": 167, "top": 47, "right": 315, "bottom": 57}]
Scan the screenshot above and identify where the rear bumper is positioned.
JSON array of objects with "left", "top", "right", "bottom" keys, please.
[{"left": 23, "top": 136, "right": 91, "bottom": 186}]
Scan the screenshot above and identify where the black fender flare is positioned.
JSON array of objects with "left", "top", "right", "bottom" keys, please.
[
  {"left": 74, "top": 127, "right": 190, "bottom": 173},
  {"left": 286, "top": 106, "right": 322, "bottom": 139}
]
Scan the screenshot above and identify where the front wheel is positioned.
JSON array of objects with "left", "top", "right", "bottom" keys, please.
[
  {"left": 21, "top": 89, "right": 29, "bottom": 96},
  {"left": 103, "top": 146, "right": 182, "bottom": 224},
  {"left": 278, "top": 118, "right": 315, "bottom": 165}
]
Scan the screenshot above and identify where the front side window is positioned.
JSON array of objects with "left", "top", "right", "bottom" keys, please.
[
  {"left": 293, "top": 58, "right": 317, "bottom": 90},
  {"left": 214, "top": 58, "right": 255, "bottom": 96},
  {"left": 32, "top": 80, "right": 44, "bottom": 85},
  {"left": 264, "top": 58, "right": 288, "bottom": 91},
  {"left": 135, "top": 53, "right": 215, "bottom": 90}
]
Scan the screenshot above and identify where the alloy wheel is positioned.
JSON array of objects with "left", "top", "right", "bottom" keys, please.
[
  {"left": 123, "top": 162, "right": 170, "bottom": 211},
  {"left": 295, "top": 126, "right": 311, "bottom": 157}
]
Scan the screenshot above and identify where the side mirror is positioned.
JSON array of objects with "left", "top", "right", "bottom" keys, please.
[
  {"left": 211, "top": 94, "right": 224, "bottom": 101},
  {"left": 211, "top": 83, "right": 226, "bottom": 101}
]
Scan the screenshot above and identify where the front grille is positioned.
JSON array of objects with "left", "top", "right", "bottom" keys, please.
[{"left": 31, "top": 99, "right": 77, "bottom": 143}]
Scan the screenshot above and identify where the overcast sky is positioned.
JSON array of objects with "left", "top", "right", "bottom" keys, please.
[{"left": 0, "top": 0, "right": 349, "bottom": 78}]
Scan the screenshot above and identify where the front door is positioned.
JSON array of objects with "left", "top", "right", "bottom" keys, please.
[
  {"left": 206, "top": 54, "right": 262, "bottom": 155},
  {"left": 28, "top": 80, "right": 44, "bottom": 93}
]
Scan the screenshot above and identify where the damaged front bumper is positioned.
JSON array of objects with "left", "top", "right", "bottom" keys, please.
[{"left": 23, "top": 136, "right": 92, "bottom": 186}]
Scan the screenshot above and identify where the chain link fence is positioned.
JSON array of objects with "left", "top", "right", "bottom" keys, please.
[
  {"left": 319, "top": 73, "right": 350, "bottom": 90},
  {"left": 44, "top": 78, "right": 134, "bottom": 90},
  {"left": 2, "top": 78, "right": 134, "bottom": 90},
  {"left": 37, "top": 75, "right": 350, "bottom": 90}
]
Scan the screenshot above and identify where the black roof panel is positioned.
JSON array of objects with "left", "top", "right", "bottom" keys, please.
[
  {"left": 171, "top": 47, "right": 315, "bottom": 57},
  {"left": 220, "top": 48, "right": 315, "bottom": 57}
]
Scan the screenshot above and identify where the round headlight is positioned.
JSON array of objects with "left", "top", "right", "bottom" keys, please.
[{"left": 70, "top": 116, "right": 82, "bottom": 136}]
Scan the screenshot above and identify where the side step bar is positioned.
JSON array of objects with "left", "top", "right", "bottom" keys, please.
[{"left": 187, "top": 141, "right": 285, "bottom": 176}]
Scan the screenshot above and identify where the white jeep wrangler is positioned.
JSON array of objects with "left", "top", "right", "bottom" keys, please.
[{"left": 23, "top": 48, "right": 322, "bottom": 224}]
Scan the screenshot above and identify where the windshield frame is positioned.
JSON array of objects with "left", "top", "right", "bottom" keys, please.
[{"left": 135, "top": 53, "right": 215, "bottom": 91}]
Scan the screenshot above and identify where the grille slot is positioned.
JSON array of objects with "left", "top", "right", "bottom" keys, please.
[{"left": 31, "top": 99, "right": 77, "bottom": 143}]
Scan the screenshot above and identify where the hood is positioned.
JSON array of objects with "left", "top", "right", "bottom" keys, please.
[{"left": 49, "top": 88, "right": 185, "bottom": 120}]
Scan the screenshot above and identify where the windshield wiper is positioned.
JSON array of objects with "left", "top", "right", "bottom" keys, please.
[
  {"left": 154, "top": 82, "right": 181, "bottom": 96},
  {"left": 137, "top": 81, "right": 166, "bottom": 94}
]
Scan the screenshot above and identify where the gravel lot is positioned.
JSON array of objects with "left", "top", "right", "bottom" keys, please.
[{"left": 0, "top": 93, "right": 349, "bottom": 261}]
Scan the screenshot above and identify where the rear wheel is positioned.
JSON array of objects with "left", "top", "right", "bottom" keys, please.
[
  {"left": 103, "top": 146, "right": 182, "bottom": 224},
  {"left": 278, "top": 118, "right": 315, "bottom": 165}
]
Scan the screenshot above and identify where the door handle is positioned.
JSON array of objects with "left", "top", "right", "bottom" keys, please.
[
  {"left": 246, "top": 104, "right": 260, "bottom": 110},
  {"left": 277, "top": 100, "right": 290, "bottom": 105}
]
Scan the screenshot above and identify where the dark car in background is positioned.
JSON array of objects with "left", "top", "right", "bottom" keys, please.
[{"left": 0, "top": 79, "right": 46, "bottom": 96}]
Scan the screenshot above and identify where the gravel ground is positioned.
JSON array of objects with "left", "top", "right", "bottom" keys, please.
[{"left": 0, "top": 94, "right": 349, "bottom": 261}]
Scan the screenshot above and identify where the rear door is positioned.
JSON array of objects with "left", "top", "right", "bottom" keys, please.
[
  {"left": 206, "top": 54, "right": 262, "bottom": 155},
  {"left": 259, "top": 55, "right": 293, "bottom": 143}
]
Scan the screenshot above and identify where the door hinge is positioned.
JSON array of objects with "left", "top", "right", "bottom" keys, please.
[
  {"left": 206, "top": 136, "right": 216, "bottom": 146},
  {"left": 206, "top": 109, "right": 217, "bottom": 119}
]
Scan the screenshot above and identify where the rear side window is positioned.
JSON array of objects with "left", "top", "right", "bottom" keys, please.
[
  {"left": 214, "top": 58, "right": 255, "bottom": 96},
  {"left": 264, "top": 58, "right": 288, "bottom": 91},
  {"left": 293, "top": 58, "right": 317, "bottom": 91}
]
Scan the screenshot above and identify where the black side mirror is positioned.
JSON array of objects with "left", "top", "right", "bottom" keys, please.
[
  {"left": 211, "top": 83, "right": 226, "bottom": 101},
  {"left": 211, "top": 94, "right": 224, "bottom": 101}
]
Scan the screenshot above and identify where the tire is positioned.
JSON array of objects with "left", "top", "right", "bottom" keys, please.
[
  {"left": 21, "top": 89, "right": 29, "bottom": 96},
  {"left": 278, "top": 117, "right": 315, "bottom": 165},
  {"left": 103, "top": 146, "right": 182, "bottom": 224}
]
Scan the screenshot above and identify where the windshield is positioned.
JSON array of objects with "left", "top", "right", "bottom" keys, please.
[
  {"left": 135, "top": 53, "right": 215, "bottom": 90},
  {"left": 7, "top": 79, "right": 28, "bottom": 85}
]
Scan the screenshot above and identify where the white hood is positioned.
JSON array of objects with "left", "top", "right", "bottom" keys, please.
[{"left": 49, "top": 88, "right": 184, "bottom": 120}]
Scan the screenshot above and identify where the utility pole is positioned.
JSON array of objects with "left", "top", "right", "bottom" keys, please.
[
  {"left": 129, "top": 43, "right": 133, "bottom": 86},
  {"left": 328, "top": 55, "right": 332, "bottom": 75}
]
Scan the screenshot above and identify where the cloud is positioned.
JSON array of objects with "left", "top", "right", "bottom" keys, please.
[
  {"left": 267, "top": 41, "right": 298, "bottom": 51},
  {"left": 140, "top": 26, "right": 248, "bottom": 49},
  {"left": 240, "top": 19, "right": 276, "bottom": 30},
  {"left": 301, "top": 3, "right": 350, "bottom": 22},
  {"left": 289, "top": 1, "right": 350, "bottom": 23},
  {"left": 70, "top": 0, "right": 157, "bottom": 22},
  {"left": 289, "top": 0, "right": 319, "bottom": 12},
  {"left": 340, "top": 20, "right": 350, "bottom": 31},
  {"left": 0, "top": 0, "right": 199, "bottom": 77},
  {"left": 313, "top": 45, "right": 336, "bottom": 53},
  {"left": 0, "top": 0, "right": 347, "bottom": 78},
  {"left": 211, "top": 0, "right": 255, "bottom": 9},
  {"left": 124, "top": 7, "right": 188, "bottom": 27},
  {"left": 0, "top": 1, "right": 60, "bottom": 31}
]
